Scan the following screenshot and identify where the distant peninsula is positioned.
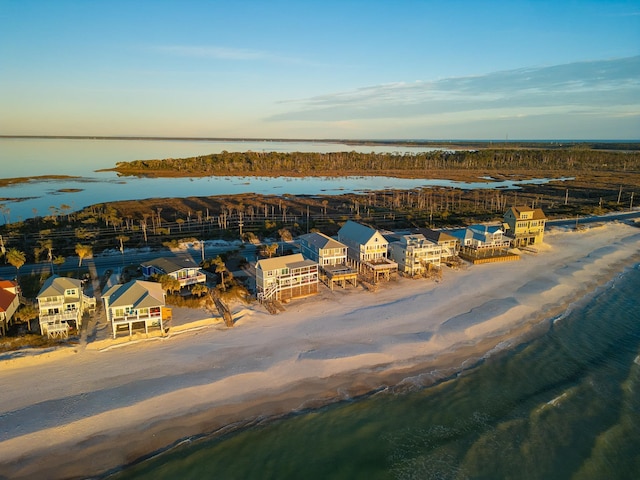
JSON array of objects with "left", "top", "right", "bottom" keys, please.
[
  {"left": 105, "top": 148, "right": 640, "bottom": 181},
  {"left": 2, "top": 135, "right": 639, "bottom": 152}
]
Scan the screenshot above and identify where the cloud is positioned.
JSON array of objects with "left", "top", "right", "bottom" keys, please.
[
  {"left": 151, "top": 45, "right": 312, "bottom": 65},
  {"left": 267, "top": 56, "right": 640, "bottom": 122}
]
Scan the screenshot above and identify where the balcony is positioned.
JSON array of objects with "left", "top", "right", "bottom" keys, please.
[
  {"left": 39, "top": 311, "right": 79, "bottom": 323},
  {"left": 112, "top": 311, "right": 162, "bottom": 324},
  {"left": 38, "top": 298, "right": 64, "bottom": 309},
  {"left": 177, "top": 273, "right": 207, "bottom": 287}
]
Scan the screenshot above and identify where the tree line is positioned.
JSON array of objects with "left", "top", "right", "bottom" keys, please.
[{"left": 113, "top": 149, "right": 640, "bottom": 176}]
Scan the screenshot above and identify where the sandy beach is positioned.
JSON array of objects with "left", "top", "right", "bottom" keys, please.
[{"left": 1, "top": 221, "right": 640, "bottom": 479}]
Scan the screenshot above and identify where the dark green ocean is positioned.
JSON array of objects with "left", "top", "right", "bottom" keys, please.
[{"left": 114, "top": 264, "right": 640, "bottom": 480}]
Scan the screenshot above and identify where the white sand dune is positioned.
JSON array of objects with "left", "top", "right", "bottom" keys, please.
[{"left": 1, "top": 222, "right": 639, "bottom": 479}]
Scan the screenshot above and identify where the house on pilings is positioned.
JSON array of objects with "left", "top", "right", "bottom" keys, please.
[
  {"left": 298, "top": 232, "right": 357, "bottom": 290},
  {"left": 256, "top": 253, "right": 319, "bottom": 303},
  {"left": 337, "top": 221, "right": 397, "bottom": 283},
  {"left": 102, "top": 280, "right": 172, "bottom": 339}
]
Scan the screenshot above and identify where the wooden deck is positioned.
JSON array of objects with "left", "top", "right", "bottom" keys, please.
[
  {"left": 459, "top": 252, "right": 520, "bottom": 265},
  {"left": 321, "top": 264, "right": 358, "bottom": 290}
]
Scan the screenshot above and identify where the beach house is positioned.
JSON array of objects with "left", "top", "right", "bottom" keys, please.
[
  {"left": 337, "top": 220, "right": 398, "bottom": 282},
  {"left": 414, "top": 227, "right": 460, "bottom": 260},
  {"left": 141, "top": 255, "right": 207, "bottom": 289},
  {"left": 256, "top": 253, "right": 319, "bottom": 302},
  {"left": 0, "top": 279, "right": 20, "bottom": 336},
  {"left": 102, "top": 280, "right": 171, "bottom": 338},
  {"left": 36, "top": 276, "right": 95, "bottom": 338},
  {"left": 388, "top": 234, "right": 442, "bottom": 277},
  {"left": 298, "top": 232, "right": 358, "bottom": 290},
  {"left": 451, "top": 224, "right": 512, "bottom": 260},
  {"left": 503, "top": 206, "right": 547, "bottom": 247},
  {"left": 299, "top": 232, "right": 348, "bottom": 266}
]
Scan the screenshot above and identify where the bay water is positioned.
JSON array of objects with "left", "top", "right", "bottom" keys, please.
[
  {"left": 0, "top": 138, "right": 568, "bottom": 223},
  {"left": 113, "top": 264, "right": 640, "bottom": 480}
]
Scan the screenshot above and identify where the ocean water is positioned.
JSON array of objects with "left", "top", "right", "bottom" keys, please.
[{"left": 113, "top": 264, "right": 640, "bottom": 480}]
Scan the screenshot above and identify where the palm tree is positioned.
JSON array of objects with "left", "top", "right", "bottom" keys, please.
[
  {"left": 154, "top": 274, "right": 180, "bottom": 294},
  {"left": 191, "top": 283, "right": 208, "bottom": 297},
  {"left": 13, "top": 304, "right": 38, "bottom": 332},
  {"left": 213, "top": 256, "right": 228, "bottom": 291},
  {"left": 75, "top": 243, "right": 93, "bottom": 267},
  {"left": 6, "top": 248, "right": 26, "bottom": 284},
  {"left": 53, "top": 255, "right": 65, "bottom": 275},
  {"left": 261, "top": 243, "right": 278, "bottom": 258}
]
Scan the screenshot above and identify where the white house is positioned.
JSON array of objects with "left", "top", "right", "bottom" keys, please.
[
  {"left": 414, "top": 228, "right": 460, "bottom": 260},
  {"left": 338, "top": 220, "right": 389, "bottom": 263},
  {"left": 337, "top": 220, "right": 397, "bottom": 282},
  {"left": 388, "top": 234, "right": 442, "bottom": 276},
  {"left": 298, "top": 232, "right": 357, "bottom": 290},
  {"left": 451, "top": 224, "right": 511, "bottom": 257},
  {"left": 102, "top": 280, "right": 170, "bottom": 338},
  {"left": 0, "top": 279, "right": 20, "bottom": 336},
  {"left": 141, "top": 256, "right": 206, "bottom": 288},
  {"left": 37, "top": 276, "right": 94, "bottom": 338},
  {"left": 256, "top": 253, "right": 319, "bottom": 302},
  {"left": 298, "top": 232, "right": 348, "bottom": 267}
]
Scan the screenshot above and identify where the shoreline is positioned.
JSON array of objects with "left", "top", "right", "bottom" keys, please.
[{"left": 1, "top": 223, "right": 639, "bottom": 479}]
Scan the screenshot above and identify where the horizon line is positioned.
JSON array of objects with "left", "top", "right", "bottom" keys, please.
[{"left": 1, "top": 135, "right": 639, "bottom": 145}]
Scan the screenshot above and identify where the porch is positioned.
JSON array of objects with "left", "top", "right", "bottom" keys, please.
[
  {"left": 111, "top": 307, "right": 172, "bottom": 339},
  {"left": 39, "top": 311, "right": 79, "bottom": 339}
]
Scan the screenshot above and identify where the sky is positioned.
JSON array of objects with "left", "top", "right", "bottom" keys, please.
[{"left": 1, "top": 0, "right": 639, "bottom": 140}]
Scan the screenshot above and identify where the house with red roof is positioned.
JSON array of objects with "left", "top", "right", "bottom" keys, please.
[{"left": 0, "top": 280, "right": 20, "bottom": 336}]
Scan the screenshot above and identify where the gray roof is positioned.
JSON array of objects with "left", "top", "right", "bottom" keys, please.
[
  {"left": 338, "top": 220, "right": 379, "bottom": 245},
  {"left": 414, "top": 228, "right": 459, "bottom": 244},
  {"left": 103, "top": 280, "right": 165, "bottom": 309},
  {"left": 287, "top": 259, "right": 318, "bottom": 270},
  {"left": 298, "top": 232, "right": 346, "bottom": 250},
  {"left": 37, "top": 275, "right": 82, "bottom": 298},
  {"left": 142, "top": 256, "right": 200, "bottom": 274}
]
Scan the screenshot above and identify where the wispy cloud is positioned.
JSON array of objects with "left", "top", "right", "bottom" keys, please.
[
  {"left": 153, "top": 45, "right": 271, "bottom": 61},
  {"left": 268, "top": 56, "right": 640, "bottom": 122},
  {"left": 151, "top": 45, "right": 313, "bottom": 65}
]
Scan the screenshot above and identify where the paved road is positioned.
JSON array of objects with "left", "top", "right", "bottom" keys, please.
[
  {"left": 0, "top": 244, "right": 259, "bottom": 281},
  {"left": 547, "top": 209, "right": 640, "bottom": 228}
]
